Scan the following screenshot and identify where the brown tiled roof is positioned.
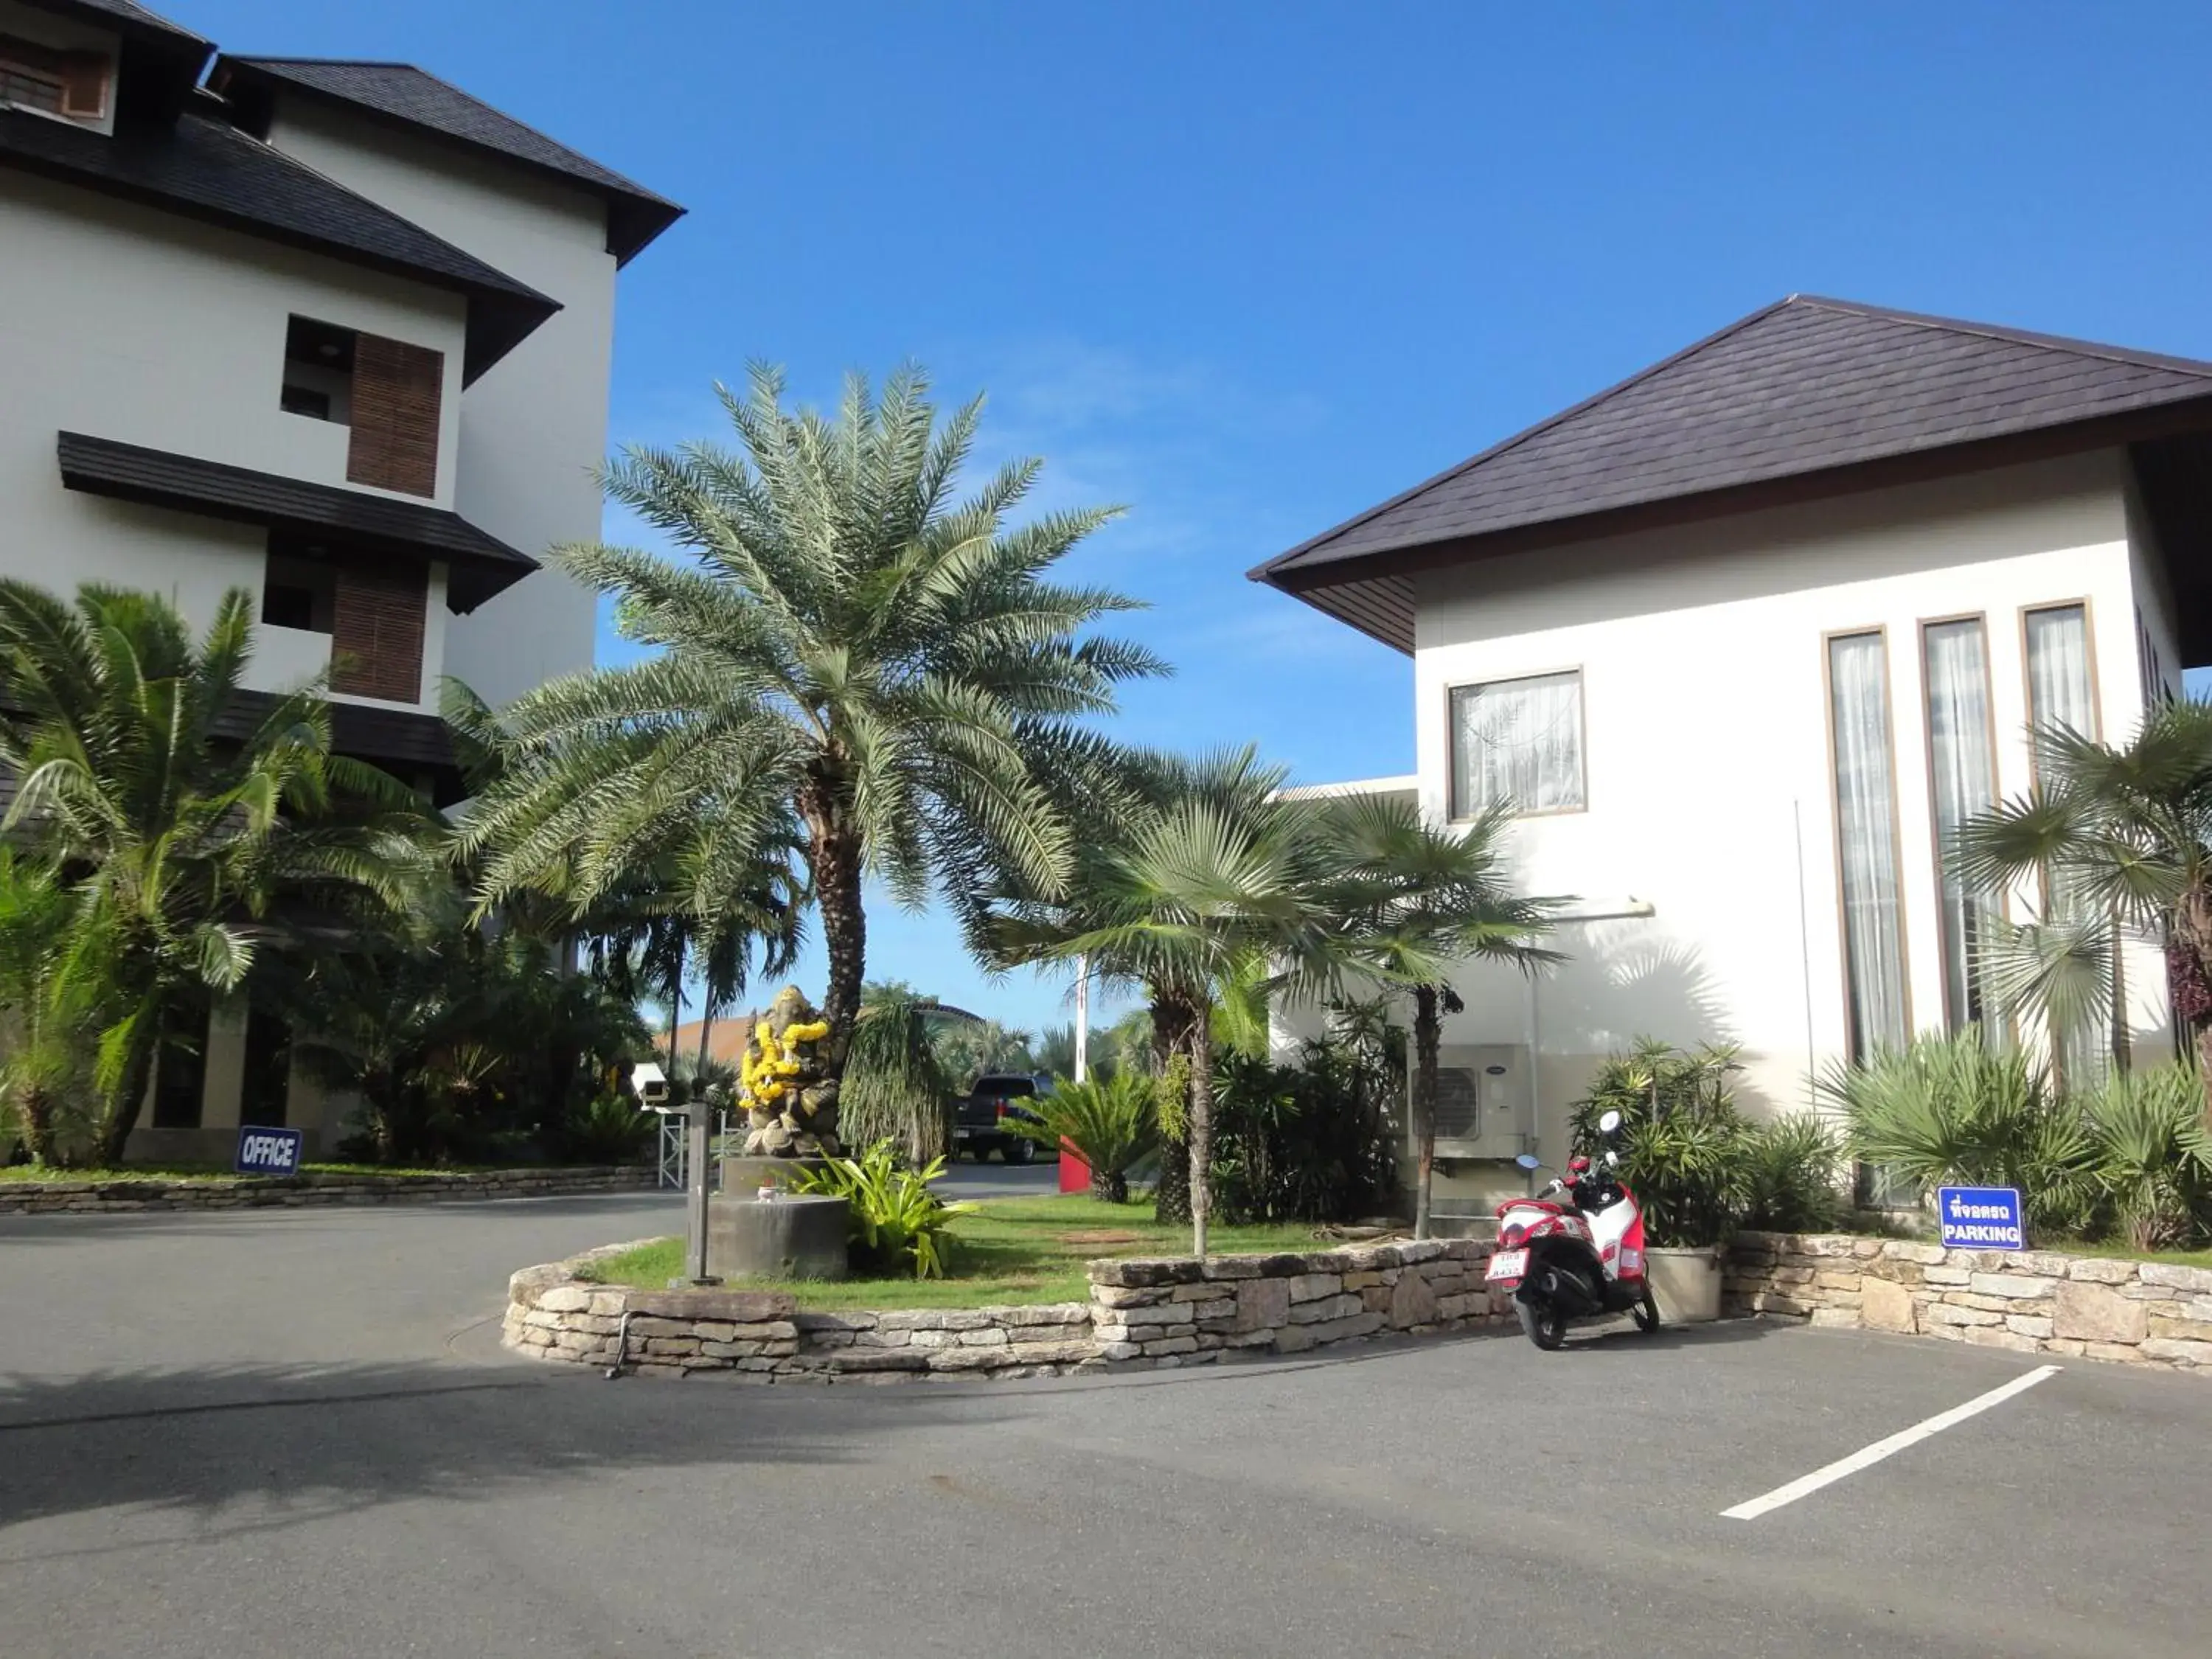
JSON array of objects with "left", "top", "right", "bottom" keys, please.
[
  {"left": 1254, "top": 297, "right": 2212, "bottom": 650},
  {"left": 214, "top": 58, "right": 684, "bottom": 265}
]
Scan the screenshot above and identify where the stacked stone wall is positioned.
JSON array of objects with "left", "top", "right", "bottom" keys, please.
[
  {"left": 1727, "top": 1231, "right": 2212, "bottom": 1377},
  {"left": 0, "top": 1166, "right": 654, "bottom": 1215}
]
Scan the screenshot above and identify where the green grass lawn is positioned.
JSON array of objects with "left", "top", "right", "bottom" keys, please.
[
  {"left": 2049, "top": 1238, "right": 2212, "bottom": 1270},
  {"left": 574, "top": 1194, "right": 1328, "bottom": 1309},
  {"left": 0, "top": 1161, "right": 515, "bottom": 1184}
]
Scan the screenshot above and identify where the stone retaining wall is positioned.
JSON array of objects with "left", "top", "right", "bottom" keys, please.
[
  {"left": 504, "top": 1237, "right": 1506, "bottom": 1382},
  {"left": 0, "top": 1165, "right": 654, "bottom": 1215},
  {"left": 1727, "top": 1231, "right": 2212, "bottom": 1378}
]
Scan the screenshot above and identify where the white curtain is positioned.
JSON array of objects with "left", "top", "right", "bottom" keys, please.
[
  {"left": 2025, "top": 604, "right": 2104, "bottom": 1085},
  {"left": 1450, "top": 672, "right": 1584, "bottom": 816},
  {"left": 1829, "top": 633, "right": 1907, "bottom": 1060},
  {"left": 1924, "top": 619, "right": 2002, "bottom": 1040}
]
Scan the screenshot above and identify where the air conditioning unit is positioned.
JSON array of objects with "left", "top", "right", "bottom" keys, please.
[{"left": 1429, "top": 1043, "right": 1527, "bottom": 1159}]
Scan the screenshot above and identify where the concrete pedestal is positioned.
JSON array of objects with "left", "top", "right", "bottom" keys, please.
[{"left": 706, "top": 1194, "right": 850, "bottom": 1281}]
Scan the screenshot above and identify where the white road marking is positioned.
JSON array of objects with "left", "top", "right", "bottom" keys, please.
[{"left": 1722, "top": 1363, "right": 2062, "bottom": 1520}]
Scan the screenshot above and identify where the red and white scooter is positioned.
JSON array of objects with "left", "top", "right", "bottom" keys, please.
[{"left": 1486, "top": 1109, "right": 1661, "bottom": 1350}]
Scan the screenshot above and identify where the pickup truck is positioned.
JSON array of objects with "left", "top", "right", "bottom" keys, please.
[{"left": 952, "top": 1072, "right": 1050, "bottom": 1163}]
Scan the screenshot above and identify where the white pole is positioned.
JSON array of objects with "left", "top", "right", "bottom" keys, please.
[{"left": 1073, "top": 955, "right": 1090, "bottom": 1082}]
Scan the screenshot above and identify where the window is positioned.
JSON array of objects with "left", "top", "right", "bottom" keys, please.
[
  {"left": 1828, "top": 632, "right": 1907, "bottom": 1061},
  {"left": 263, "top": 548, "right": 335, "bottom": 632},
  {"left": 241, "top": 1006, "right": 293, "bottom": 1129},
  {"left": 280, "top": 316, "right": 443, "bottom": 498},
  {"left": 1922, "top": 619, "right": 2002, "bottom": 1039},
  {"left": 0, "top": 35, "right": 108, "bottom": 120},
  {"left": 2025, "top": 602, "right": 2104, "bottom": 1087},
  {"left": 1449, "top": 670, "right": 1584, "bottom": 817},
  {"left": 150, "top": 1004, "right": 209, "bottom": 1130}
]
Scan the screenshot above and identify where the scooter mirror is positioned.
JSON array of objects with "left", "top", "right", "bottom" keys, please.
[
  {"left": 1597, "top": 1109, "right": 1623, "bottom": 1134},
  {"left": 1605, "top": 1150, "right": 1619, "bottom": 1168},
  {"left": 1514, "top": 1153, "right": 1542, "bottom": 1171}
]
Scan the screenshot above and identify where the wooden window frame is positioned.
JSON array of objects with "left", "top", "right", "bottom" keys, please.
[
  {"left": 1442, "top": 664, "right": 1589, "bottom": 824},
  {"left": 1822, "top": 625, "right": 1914, "bottom": 1060}
]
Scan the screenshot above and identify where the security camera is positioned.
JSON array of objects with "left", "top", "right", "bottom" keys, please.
[{"left": 630, "top": 1062, "right": 669, "bottom": 1110}]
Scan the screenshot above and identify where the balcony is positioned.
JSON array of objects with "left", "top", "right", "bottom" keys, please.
[{"left": 243, "top": 623, "right": 333, "bottom": 696}]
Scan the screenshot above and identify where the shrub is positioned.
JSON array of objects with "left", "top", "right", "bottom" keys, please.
[
  {"left": 1208, "top": 1039, "right": 1399, "bottom": 1224},
  {"left": 2079, "top": 1064, "right": 2212, "bottom": 1251},
  {"left": 788, "top": 1141, "right": 975, "bottom": 1279},
  {"left": 1820, "top": 1032, "right": 2100, "bottom": 1234},
  {"left": 1571, "top": 1040, "right": 1748, "bottom": 1248},
  {"left": 1000, "top": 1072, "right": 1159, "bottom": 1203},
  {"left": 1737, "top": 1113, "right": 1846, "bottom": 1234},
  {"left": 552, "top": 1091, "right": 654, "bottom": 1166}
]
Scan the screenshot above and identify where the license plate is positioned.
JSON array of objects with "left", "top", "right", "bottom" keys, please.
[
  {"left": 1486, "top": 1248, "right": 1528, "bottom": 1281},
  {"left": 953, "top": 1128, "right": 972, "bottom": 1141}
]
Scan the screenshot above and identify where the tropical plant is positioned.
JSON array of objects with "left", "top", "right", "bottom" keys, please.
[
  {"left": 1570, "top": 1040, "right": 1750, "bottom": 1248},
  {"left": 1951, "top": 698, "right": 2212, "bottom": 1105},
  {"left": 2078, "top": 1064, "right": 2212, "bottom": 1250},
  {"left": 1000, "top": 1071, "right": 1160, "bottom": 1202},
  {"left": 788, "top": 1141, "right": 975, "bottom": 1278},
  {"left": 1819, "top": 1032, "right": 2101, "bottom": 1234},
  {"left": 458, "top": 365, "right": 1159, "bottom": 1107},
  {"left": 931, "top": 1017, "right": 1037, "bottom": 1093},
  {"left": 1319, "top": 794, "right": 1562, "bottom": 1237},
  {"left": 844, "top": 985, "right": 952, "bottom": 1162},
  {"left": 0, "top": 849, "right": 95, "bottom": 1166},
  {"left": 984, "top": 748, "right": 1341, "bottom": 1253},
  {"left": 552, "top": 1090, "right": 657, "bottom": 1166},
  {"left": 1736, "top": 1113, "right": 1848, "bottom": 1234},
  {"left": 1208, "top": 1034, "right": 1402, "bottom": 1223},
  {"left": 0, "top": 582, "right": 433, "bottom": 1165}
]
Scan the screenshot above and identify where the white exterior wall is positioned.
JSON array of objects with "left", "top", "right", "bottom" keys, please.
[
  {"left": 264, "top": 105, "right": 617, "bottom": 712},
  {"left": 1284, "top": 451, "right": 2180, "bottom": 1211},
  {"left": 0, "top": 169, "right": 468, "bottom": 714}
]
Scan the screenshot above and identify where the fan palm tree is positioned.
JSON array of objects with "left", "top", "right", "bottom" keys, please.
[
  {"left": 0, "top": 582, "right": 432, "bottom": 1165},
  {"left": 458, "top": 365, "right": 1159, "bottom": 1098},
  {"left": 1318, "top": 794, "right": 1562, "bottom": 1237},
  {"left": 1952, "top": 699, "right": 2212, "bottom": 1114},
  {"left": 986, "top": 748, "right": 1338, "bottom": 1253}
]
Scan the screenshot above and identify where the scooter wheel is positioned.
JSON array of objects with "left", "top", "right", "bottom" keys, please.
[
  {"left": 1517, "top": 1297, "right": 1568, "bottom": 1351},
  {"left": 1632, "top": 1287, "right": 1661, "bottom": 1333}
]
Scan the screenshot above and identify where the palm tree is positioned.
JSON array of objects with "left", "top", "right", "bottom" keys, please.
[
  {"left": 0, "top": 582, "right": 431, "bottom": 1165},
  {"left": 987, "top": 748, "right": 1338, "bottom": 1253},
  {"left": 459, "top": 365, "right": 1159, "bottom": 1105},
  {"left": 1319, "top": 795, "right": 1562, "bottom": 1238},
  {"left": 0, "top": 849, "right": 89, "bottom": 1166},
  {"left": 844, "top": 983, "right": 953, "bottom": 1162},
  {"left": 1952, "top": 700, "right": 2212, "bottom": 1113}
]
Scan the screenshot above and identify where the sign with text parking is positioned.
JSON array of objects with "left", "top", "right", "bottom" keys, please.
[{"left": 1936, "top": 1185, "right": 2024, "bottom": 1251}]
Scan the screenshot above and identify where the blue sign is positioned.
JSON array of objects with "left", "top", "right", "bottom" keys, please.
[
  {"left": 235, "top": 1126, "right": 305, "bottom": 1176},
  {"left": 1938, "top": 1185, "right": 2025, "bottom": 1250}
]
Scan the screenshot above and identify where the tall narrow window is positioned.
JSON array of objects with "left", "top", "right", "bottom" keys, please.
[
  {"left": 1449, "top": 670, "right": 1585, "bottom": 817},
  {"left": 1829, "top": 633, "right": 1907, "bottom": 1060},
  {"left": 2025, "top": 603, "right": 2104, "bottom": 1085},
  {"left": 1924, "top": 619, "right": 2002, "bottom": 1039}
]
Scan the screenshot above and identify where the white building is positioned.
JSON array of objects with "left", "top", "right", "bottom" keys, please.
[
  {"left": 1256, "top": 296, "right": 2211, "bottom": 1214},
  {"left": 0, "top": 0, "right": 681, "bottom": 1156}
]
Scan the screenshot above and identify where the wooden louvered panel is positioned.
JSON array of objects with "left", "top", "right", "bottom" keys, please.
[
  {"left": 59, "top": 52, "right": 108, "bottom": 116},
  {"left": 346, "top": 334, "right": 443, "bottom": 498},
  {"left": 330, "top": 562, "right": 427, "bottom": 703}
]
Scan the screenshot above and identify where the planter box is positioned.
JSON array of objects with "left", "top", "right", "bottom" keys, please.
[{"left": 1647, "top": 1245, "right": 1722, "bottom": 1323}]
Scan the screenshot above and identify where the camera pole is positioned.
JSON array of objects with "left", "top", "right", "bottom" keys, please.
[{"left": 682, "top": 1102, "right": 718, "bottom": 1287}]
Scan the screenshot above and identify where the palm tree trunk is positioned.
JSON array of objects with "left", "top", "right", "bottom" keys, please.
[
  {"left": 664, "top": 933, "right": 686, "bottom": 1075},
  {"left": 93, "top": 1017, "right": 161, "bottom": 1169},
  {"left": 1188, "top": 1007, "right": 1215, "bottom": 1257},
  {"left": 18, "top": 1083, "right": 58, "bottom": 1167},
  {"left": 1411, "top": 984, "right": 1440, "bottom": 1240},
  {"left": 806, "top": 812, "right": 867, "bottom": 1076},
  {"left": 1150, "top": 996, "right": 1192, "bottom": 1225},
  {"left": 2179, "top": 885, "right": 2212, "bottom": 1127},
  {"left": 2109, "top": 908, "right": 2129, "bottom": 1076}
]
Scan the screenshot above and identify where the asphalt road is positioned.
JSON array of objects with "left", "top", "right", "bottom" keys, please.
[{"left": 3, "top": 1183, "right": 2206, "bottom": 1659}]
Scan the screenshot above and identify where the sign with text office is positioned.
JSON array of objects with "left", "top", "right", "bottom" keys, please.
[
  {"left": 1936, "top": 1186, "right": 2025, "bottom": 1251},
  {"left": 235, "top": 1126, "right": 305, "bottom": 1177}
]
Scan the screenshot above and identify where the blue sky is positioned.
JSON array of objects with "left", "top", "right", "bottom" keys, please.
[{"left": 192, "top": 0, "right": 2212, "bottom": 1033}]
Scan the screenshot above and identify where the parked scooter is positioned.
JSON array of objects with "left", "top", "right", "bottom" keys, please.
[{"left": 1486, "top": 1109, "right": 1661, "bottom": 1350}]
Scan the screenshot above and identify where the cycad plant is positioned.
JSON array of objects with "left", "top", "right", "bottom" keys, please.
[
  {"left": 1001, "top": 1071, "right": 1161, "bottom": 1203},
  {"left": 1819, "top": 1032, "right": 2101, "bottom": 1234},
  {"left": 0, "top": 582, "right": 431, "bottom": 1165},
  {"left": 1319, "top": 794, "right": 1562, "bottom": 1238},
  {"left": 2079, "top": 1064, "right": 2212, "bottom": 1250},
  {"left": 459, "top": 365, "right": 1159, "bottom": 1102}
]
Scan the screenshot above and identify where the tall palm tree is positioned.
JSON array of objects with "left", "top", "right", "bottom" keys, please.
[
  {"left": 987, "top": 748, "right": 1338, "bottom": 1253},
  {"left": 459, "top": 364, "right": 1158, "bottom": 1099},
  {"left": 1319, "top": 795, "right": 1562, "bottom": 1238},
  {"left": 0, "top": 582, "right": 431, "bottom": 1164},
  {"left": 1953, "top": 699, "right": 2212, "bottom": 1114}
]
